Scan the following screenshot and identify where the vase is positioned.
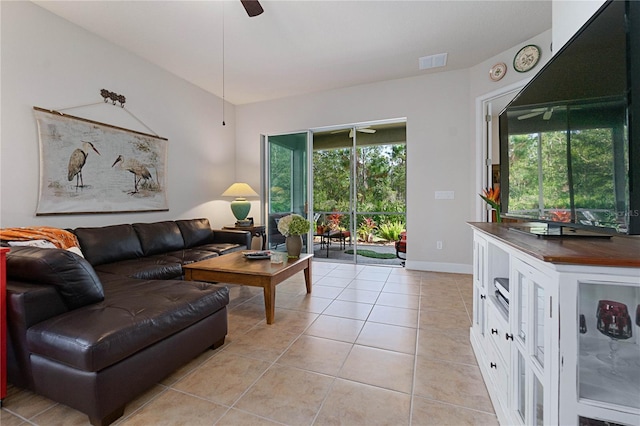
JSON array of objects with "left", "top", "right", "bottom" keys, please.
[{"left": 286, "top": 235, "right": 303, "bottom": 258}]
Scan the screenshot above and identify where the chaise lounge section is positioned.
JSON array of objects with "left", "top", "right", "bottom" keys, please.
[{"left": 3, "top": 218, "right": 251, "bottom": 425}]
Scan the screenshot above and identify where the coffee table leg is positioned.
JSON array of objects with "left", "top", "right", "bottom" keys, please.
[{"left": 263, "top": 283, "right": 276, "bottom": 324}]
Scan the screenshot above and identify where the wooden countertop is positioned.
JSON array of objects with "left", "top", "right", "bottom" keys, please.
[{"left": 468, "top": 222, "right": 640, "bottom": 268}]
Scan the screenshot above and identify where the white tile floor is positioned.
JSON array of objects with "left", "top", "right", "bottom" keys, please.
[{"left": 1, "top": 261, "right": 498, "bottom": 426}]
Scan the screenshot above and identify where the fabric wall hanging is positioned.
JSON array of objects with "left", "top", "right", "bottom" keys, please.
[{"left": 34, "top": 107, "right": 169, "bottom": 215}]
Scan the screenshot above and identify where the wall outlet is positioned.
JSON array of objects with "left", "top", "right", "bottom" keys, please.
[{"left": 436, "top": 241, "right": 443, "bottom": 250}]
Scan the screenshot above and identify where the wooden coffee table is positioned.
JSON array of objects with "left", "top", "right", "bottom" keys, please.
[{"left": 183, "top": 252, "right": 313, "bottom": 324}]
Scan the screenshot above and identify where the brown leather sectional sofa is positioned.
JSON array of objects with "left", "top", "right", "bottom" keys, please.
[{"left": 4, "top": 218, "right": 251, "bottom": 425}]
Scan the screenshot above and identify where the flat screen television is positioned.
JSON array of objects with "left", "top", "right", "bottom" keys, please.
[{"left": 499, "top": 0, "right": 640, "bottom": 235}]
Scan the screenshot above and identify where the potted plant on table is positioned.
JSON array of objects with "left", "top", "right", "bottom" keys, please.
[{"left": 277, "top": 214, "right": 311, "bottom": 258}]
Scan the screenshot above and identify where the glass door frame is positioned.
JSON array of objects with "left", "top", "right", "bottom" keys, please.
[
  {"left": 310, "top": 118, "right": 407, "bottom": 264},
  {"left": 261, "top": 131, "right": 313, "bottom": 254}
]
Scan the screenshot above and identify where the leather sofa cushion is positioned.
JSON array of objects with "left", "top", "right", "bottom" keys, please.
[
  {"left": 74, "top": 224, "right": 143, "bottom": 266},
  {"left": 162, "top": 249, "right": 219, "bottom": 265},
  {"left": 92, "top": 250, "right": 219, "bottom": 279},
  {"left": 133, "top": 221, "right": 185, "bottom": 256},
  {"left": 176, "top": 218, "right": 213, "bottom": 248},
  {"left": 195, "top": 243, "right": 243, "bottom": 255},
  {"left": 93, "top": 257, "right": 183, "bottom": 280},
  {"left": 6, "top": 246, "right": 104, "bottom": 310},
  {"left": 26, "top": 280, "right": 229, "bottom": 372}
]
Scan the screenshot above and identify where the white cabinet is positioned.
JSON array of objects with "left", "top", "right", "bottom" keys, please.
[
  {"left": 469, "top": 223, "right": 640, "bottom": 426},
  {"left": 472, "top": 234, "right": 488, "bottom": 341},
  {"left": 559, "top": 275, "right": 640, "bottom": 426},
  {"left": 510, "top": 257, "right": 558, "bottom": 426},
  {"left": 487, "top": 300, "right": 510, "bottom": 408},
  {"left": 469, "top": 231, "right": 515, "bottom": 424}
]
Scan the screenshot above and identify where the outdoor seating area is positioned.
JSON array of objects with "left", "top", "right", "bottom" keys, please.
[
  {"left": 396, "top": 231, "right": 407, "bottom": 266},
  {"left": 307, "top": 212, "right": 406, "bottom": 266},
  {"left": 316, "top": 229, "right": 351, "bottom": 256},
  {"left": 265, "top": 211, "right": 405, "bottom": 266},
  {"left": 311, "top": 237, "right": 402, "bottom": 266}
]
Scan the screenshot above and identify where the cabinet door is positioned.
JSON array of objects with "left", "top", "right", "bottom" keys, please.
[
  {"left": 472, "top": 234, "right": 488, "bottom": 338},
  {"left": 560, "top": 276, "right": 640, "bottom": 426},
  {"left": 510, "top": 258, "right": 559, "bottom": 426},
  {"left": 487, "top": 301, "right": 511, "bottom": 409}
]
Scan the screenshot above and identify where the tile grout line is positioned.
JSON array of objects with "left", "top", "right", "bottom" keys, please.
[
  {"left": 408, "top": 273, "right": 428, "bottom": 425},
  {"left": 309, "top": 270, "right": 375, "bottom": 426},
  {"left": 2, "top": 263, "right": 490, "bottom": 425},
  {"left": 217, "top": 263, "right": 343, "bottom": 425}
]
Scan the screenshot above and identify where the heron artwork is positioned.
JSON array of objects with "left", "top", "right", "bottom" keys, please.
[
  {"left": 67, "top": 141, "right": 101, "bottom": 188},
  {"left": 112, "top": 155, "right": 153, "bottom": 194}
]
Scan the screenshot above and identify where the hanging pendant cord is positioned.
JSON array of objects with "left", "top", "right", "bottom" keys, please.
[{"left": 222, "top": 1, "right": 226, "bottom": 126}]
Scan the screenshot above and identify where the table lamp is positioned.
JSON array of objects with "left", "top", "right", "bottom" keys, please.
[{"left": 222, "top": 182, "right": 259, "bottom": 222}]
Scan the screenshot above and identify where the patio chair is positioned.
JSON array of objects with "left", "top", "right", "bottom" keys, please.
[
  {"left": 395, "top": 231, "right": 406, "bottom": 266},
  {"left": 268, "top": 212, "right": 290, "bottom": 249}
]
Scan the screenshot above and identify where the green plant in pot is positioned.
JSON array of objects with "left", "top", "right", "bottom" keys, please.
[
  {"left": 315, "top": 221, "right": 327, "bottom": 235},
  {"left": 357, "top": 217, "right": 377, "bottom": 242},
  {"left": 277, "top": 214, "right": 311, "bottom": 258}
]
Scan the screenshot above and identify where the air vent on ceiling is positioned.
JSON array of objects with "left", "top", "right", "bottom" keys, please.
[{"left": 419, "top": 53, "right": 448, "bottom": 70}]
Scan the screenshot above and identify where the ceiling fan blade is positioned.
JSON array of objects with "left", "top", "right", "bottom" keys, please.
[
  {"left": 349, "top": 129, "right": 354, "bottom": 138},
  {"left": 517, "top": 111, "right": 544, "bottom": 120},
  {"left": 358, "top": 128, "right": 376, "bottom": 134},
  {"left": 543, "top": 109, "right": 553, "bottom": 120},
  {"left": 240, "top": 0, "right": 264, "bottom": 17}
]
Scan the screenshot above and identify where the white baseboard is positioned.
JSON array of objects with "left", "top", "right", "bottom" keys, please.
[{"left": 404, "top": 260, "right": 472, "bottom": 274}]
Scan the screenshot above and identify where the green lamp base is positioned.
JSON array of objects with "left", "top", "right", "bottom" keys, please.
[{"left": 230, "top": 198, "right": 251, "bottom": 221}]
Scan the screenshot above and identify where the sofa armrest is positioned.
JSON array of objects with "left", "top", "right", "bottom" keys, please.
[
  {"left": 211, "top": 229, "right": 252, "bottom": 249},
  {"left": 7, "top": 281, "right": 69, "bottom": 329},
  {"left": 6, "top": 281, "right": 69, "bottom": 389}
]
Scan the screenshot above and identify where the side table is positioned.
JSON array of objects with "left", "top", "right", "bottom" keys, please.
[
  {"left": 224, "top": 224, "right": 266, "bottom": 250},
  {"left": 315, "top": 230, "right": 350, "bottom": 257},
  {"left": 1, "top": 247, "right": 8, "bottom": 406}
]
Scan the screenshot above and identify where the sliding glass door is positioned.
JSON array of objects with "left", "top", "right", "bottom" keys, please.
[
  {"left": 312, "top": 120, "right": 406, "bottom": 265},
  {"left": 262, "top": 132, "right": 311, "bottom": 252}
]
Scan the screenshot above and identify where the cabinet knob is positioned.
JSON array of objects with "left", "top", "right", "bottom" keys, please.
[
  {"left": 480, "top": 294, "right": 486, "bottom": 300},
  {"left": 491, "top": 328, "right": 499, "bottom": 335},
  {"left": 505, "top": 333, "right": 514, "bottom": 341},
  {"left": 490, "top": 362, "right": 497, "bottom": 369}
]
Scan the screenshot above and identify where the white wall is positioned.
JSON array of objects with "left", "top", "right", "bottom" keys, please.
[
  {"left": 467, "top": 29, "right": 553, "bottom": 222},
  {"left": 235, "top": 28, "right": 552, "bottom": 273},
  {"left": 0, "top": 1, "right": 555, "bottom": 273},
  {"left": 236, "top": 70, "right": 474, "bottom": 272},
  {"left": 552, "top": 0, "right": 605, "bottom": 52},
  {"left": 0, "top": 1, "right": 238, "bottom": 230}
]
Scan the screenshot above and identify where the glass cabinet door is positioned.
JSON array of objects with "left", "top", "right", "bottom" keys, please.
[
  {"left": 473, "top": 236, "right": 488, "bottom": 337},
  {"left": 511, "top": 258, "right": 558, "bottom": 426},
  {"left": 533, "top": 375, "right": 544, "bottom": 426},
  {"left": 516, "top": 351, "right": 527, "bottom": 423},
  {"left": 515, "top": 268, "right": 528, "bottom": 344},
  {"left": 533, "top": 284, "right": 545, "bottom": 367},
  {"left": 578, "top": 281, "right": 640, "bottom": 410}
]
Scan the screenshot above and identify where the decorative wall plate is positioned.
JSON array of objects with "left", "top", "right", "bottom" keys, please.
[
  {"left": 513, "top": 45, "right": 541, "bottom": 73},
  {"left": 489, "top": 62, "right": 507, "bottom": 81}
]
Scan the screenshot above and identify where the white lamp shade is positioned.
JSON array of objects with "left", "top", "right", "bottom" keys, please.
[{"left": 221, "top": 182, "right": 259, "bottom": 198}]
